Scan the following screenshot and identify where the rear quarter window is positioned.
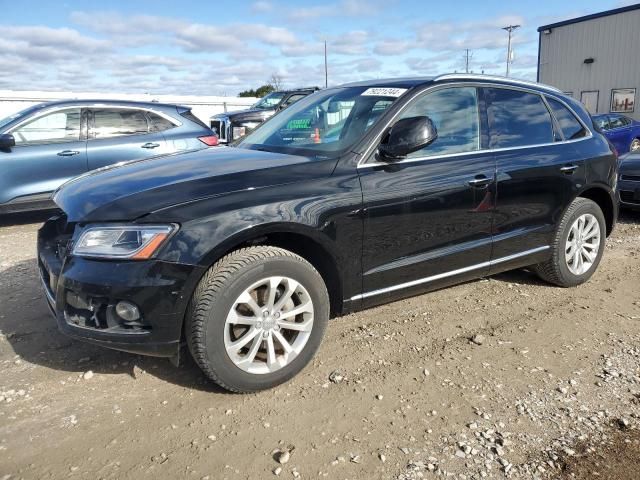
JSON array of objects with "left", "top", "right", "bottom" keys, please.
[
  {"left": 546, "top": 97, "right": 587, "bottom": 140},
  {"left": 484, "top": 88, "right": 554, "bottom": 149}
]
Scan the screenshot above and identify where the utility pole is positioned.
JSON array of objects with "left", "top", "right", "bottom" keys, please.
[
  {"left": 464, "top": 49, "right": 472, "bottom": 73},
  {"left": 502, "top": 25, "right": 520, "bottom": 77},
  {"left": 324, "top": 41, "right": 328, "bottom": 88}
]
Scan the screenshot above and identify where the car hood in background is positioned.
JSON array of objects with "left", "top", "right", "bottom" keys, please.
[
  {"left": 54, "top": 147, "right": 334, "bottom": 222},
  {"left": 620, "top": 153, "right": 640, "bottom": 175},
  {"left": 216, "top": 108, "right": 274, "bottom": 122}
]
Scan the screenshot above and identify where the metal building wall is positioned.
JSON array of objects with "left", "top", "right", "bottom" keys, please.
[{"left": 538, "top": 8, "right": 640, "bottom": 120}]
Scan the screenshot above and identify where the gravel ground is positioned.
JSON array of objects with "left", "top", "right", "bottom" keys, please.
[{"left": 0, "top": 210, "right": 639, "bottom": 480}]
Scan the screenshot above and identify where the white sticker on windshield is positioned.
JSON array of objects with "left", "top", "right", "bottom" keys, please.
[{"left": 361, "top": 87, "right": 407, "bottom": 97}]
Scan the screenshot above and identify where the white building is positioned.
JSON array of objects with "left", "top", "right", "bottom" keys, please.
[
  {"left": 537, "top": 4, "right": 640, "bottom": 120},
  {"left": 0, "top": 90, "right": 257, "bottom": 125}
]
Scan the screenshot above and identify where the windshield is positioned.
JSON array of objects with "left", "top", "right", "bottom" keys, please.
[
  {"left": 0, "top": 105, "right": 39, "bottom": 131},
  {"left": 251, "top": 92, "right": 287, "bottom": 110},
  {"left": 237, "top": 86, "right": 404, "bottom": 158}
]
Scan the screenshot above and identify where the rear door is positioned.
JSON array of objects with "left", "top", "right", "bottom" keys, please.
[
  {"left": 1, "top": 107, "right": 88, "bottom": 205},
  {"left": 359, "top": 86, "right": 495, "bottom": 305},
  {"left": 485, "top": 87, "right": 588, "bottom": 265},
  {"left": 86, "top": 108, "right": 170, "bottom": 170}
]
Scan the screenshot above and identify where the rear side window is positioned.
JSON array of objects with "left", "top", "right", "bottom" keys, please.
[
  {"left": 484, "top": 88, "right": 554, "bottom": 148},
  {"left": 12, "top": 108, "right": 81, "bottom": 145},
  {"left": 399, "top": 86, "right": 480, "bottom": 158},
  {"left": 609, "top": 115, "right": 628, "bottom": 129},
  {"left": 180, "top": 110, "right": 209, "bottom": 129},
  {"left": 546, "top": 97, "right": 587, "bottom": 140},
  {"left": 147, "top": 112, "right": 175, "bottom": 132},
  {"left": 92, "top": 109, "right": 148, "bottom": 139}
]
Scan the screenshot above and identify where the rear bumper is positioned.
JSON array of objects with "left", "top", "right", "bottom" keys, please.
[{"left": 38, "top": 221, "right": 205, "bottom": 357}]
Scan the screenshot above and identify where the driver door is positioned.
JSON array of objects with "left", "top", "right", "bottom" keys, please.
[{"left": 358, "top": 86, "right": 496, "bottom": 306}]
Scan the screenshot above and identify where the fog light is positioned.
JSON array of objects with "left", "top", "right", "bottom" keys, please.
[{"left": 115, "top": 301, "right": 140, "bottom": 322}]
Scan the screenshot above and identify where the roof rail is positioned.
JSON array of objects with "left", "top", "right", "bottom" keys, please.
[{"left": 433, "top": 73, "right": 562, "bottom": 93}]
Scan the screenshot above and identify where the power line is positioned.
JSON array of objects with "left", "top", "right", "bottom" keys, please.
[{"left": 502, "top": 25, "right": 520, "bottom": 77}]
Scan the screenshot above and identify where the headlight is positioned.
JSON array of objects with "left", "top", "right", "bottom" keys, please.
[{"left": 73, "top": 225, "right": 177, "bottom": 259}]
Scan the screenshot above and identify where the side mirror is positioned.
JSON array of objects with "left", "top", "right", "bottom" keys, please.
[
  {"left": 379, "top": 116, "right": 437, "bottom": 160},
  {"left": 0, "top": 133, "right": 15, "bottom": 151}
]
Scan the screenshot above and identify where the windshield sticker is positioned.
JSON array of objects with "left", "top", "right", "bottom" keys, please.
[
  {"left": 361, "top": 87, "right": 407, "bottom": 97},
  {"left": 286, "top": 118, "right": 312, "bottom": 129}
]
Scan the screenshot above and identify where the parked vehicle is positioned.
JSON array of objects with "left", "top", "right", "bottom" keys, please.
[
  {"left": 618, "top": 153, "right": 640, "bottom": 210},
  {"left": 0, "top": 100, "right": 217, "bottom": 213},
  {"left": 210, "top": 88, "right": 319, "bottom": 143},
  {"left": 592, "top": 113, "right": 640, "bottom": 154},
  {"left": 38, "top": 74, "right": 618, "bottom": 393}
]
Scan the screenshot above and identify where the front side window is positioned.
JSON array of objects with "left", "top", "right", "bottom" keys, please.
[
  {"left": 92, "top": 109, "right": 149, "bottom": 139},
  {"left": 593, "top": 116, "right": 610, "bottom": 131},
  {"left": 12, "top": 108, "right": 81, "bottom": 145},
  {"left": 237, "top": 86, "right": 401, "bottom": 158},
  {"left": 251, "top": 92, "right": 287, "bottom": 110},
  {"left": 546, "top": 97, "right": 587, "bottom": 140},
  {"left": 485, "top": 88, "right": 554, "bottom": 148},
  {"left": 608, "top": 115, "right": 627, "bottom": 129},
  {"left": 282, "top": 94, "right": 307, "bottom": 107},
  {"left": 397, "top": 86, "right": 480, "bottom": 158}
]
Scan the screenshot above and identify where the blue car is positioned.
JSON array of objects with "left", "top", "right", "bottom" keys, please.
[
  {"left": 0, "top": 100, "right": 218, "bottom": 213},
  {"left": 592, "top": 113, "right": 640, "bottom": 154}
]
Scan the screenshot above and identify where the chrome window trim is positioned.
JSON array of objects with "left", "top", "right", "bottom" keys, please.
[
  {"left": 7, "top": 104, "right": 182, "bottom": 134},
  {"left": 350, "top": 245, "right": 550, "bottom": 301},
  {"left": 357, "top": 82, "right": 592, "bottom": 169}
]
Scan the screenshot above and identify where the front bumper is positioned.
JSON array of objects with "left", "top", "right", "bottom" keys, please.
[
  {"left": 38, "top": 218, "right": 205, "bottom": 357},
  {"left": 618, "top": 175, "right": 640, "bottom": 210}
]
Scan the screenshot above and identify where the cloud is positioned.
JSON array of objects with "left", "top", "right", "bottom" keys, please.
[
  {"left": 250, "top": 1, "right": 273, "bottom": 13},
  {"left": 288, "top": 0, "right": 382, "bottom": 21}
]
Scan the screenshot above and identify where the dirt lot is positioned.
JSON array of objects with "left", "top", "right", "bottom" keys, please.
[{"left": 1, "top": 211, "right": 639, "bottom": 480}]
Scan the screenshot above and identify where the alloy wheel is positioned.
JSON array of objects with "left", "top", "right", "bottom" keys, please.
[
  {"left": 224, "top": 276, "right": 314, "bottom": 374},
  {"left": 631, "top": 138, "right": 640, "bottom": 152},
  {"left": 565, "top": 213, "right": 601, "bottom": 276}
]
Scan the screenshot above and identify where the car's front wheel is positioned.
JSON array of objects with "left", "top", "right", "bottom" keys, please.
[
  {"left": 186, "top": 246, "right": 329, "bottom": 393},
  {"left": 631, "top": 138, "right": 640, "bottom": 153},
  {"left": 534, "top": 197, "right": 605, "bottom": 287}
]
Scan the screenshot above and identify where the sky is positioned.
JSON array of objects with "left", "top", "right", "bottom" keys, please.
[{"left": 0, "top": 0, "right": 637, "bottom": 96}]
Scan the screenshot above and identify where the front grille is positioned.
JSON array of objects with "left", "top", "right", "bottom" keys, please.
[
  {"left": 621, "top": 174, "right": 640, "bottom": 182},
  {"left": 620, "top": 191, "right": 640, "bottom": 204}
]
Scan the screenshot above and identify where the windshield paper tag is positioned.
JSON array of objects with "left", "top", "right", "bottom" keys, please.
[{"left": 361, "top": 87, "right": 407, "bottom": 97}]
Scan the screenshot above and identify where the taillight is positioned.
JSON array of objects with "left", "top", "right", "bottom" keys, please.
[{"left": 198, "top": 135, "right": 219, "bottom": 146}]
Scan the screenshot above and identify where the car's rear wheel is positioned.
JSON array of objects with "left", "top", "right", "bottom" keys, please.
[
  {"left": 534, "top": 198, "right": 605, "bottom": 287},
  {"left": 186, "top": 246, "right": 329, "bottom": 393},
  {"left": 631, "top": 138, "right": 640, "bottom": 152}
]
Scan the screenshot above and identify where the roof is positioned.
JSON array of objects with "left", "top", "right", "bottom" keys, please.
[
  {"left": 538, "top": 3, "right": 640, "bottom": 32},
  {"left": 33, "top": 99, "right": 183, "bottom": 110},
  {"left": 340, "top": 77, "right": 435, "bottom": 89}
]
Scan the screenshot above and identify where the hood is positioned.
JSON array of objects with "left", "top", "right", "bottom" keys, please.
[
  {"left": 216, "top": 108, "right": 274, "bottom": 122},
  {"left": 620, "top": 153, "right": 640, "bottom": 174},
  {"left": 54, "top": 147, "right": 332, "bottom": 222}
]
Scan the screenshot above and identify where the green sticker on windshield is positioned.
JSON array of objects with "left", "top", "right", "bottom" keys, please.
[{"left": 286, "top": 119, "right": 311, "bottom": 129}]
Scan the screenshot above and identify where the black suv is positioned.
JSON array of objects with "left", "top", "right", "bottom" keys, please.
[
  {"left": 38, "top": 75, "right": 618, "bottom": 393},
  {"left": 210, "top": 87, "right": 319, "bottom": 143}
]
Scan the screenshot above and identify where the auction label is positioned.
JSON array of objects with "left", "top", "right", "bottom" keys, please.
[{"left": 361, "top": 87, "right": 407, "bottom": 97}]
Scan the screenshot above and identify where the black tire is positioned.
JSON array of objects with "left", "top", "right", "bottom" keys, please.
[
  {"left": 185, "top": 246, "right": 329, "bottom": 393},
  {"left": 534, "top": 197, "right": 605, "bottom": 287}
]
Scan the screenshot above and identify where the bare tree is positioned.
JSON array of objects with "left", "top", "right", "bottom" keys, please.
[{"left": 268, "top": 74, "right": 284, "bottom": 91}]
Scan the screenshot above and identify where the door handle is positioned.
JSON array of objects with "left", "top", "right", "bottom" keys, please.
[
  {"left": 468, "top": 175, "right": 491, "bottom": 188},
  {"left": 57, "top": 150, "right": 80, "bottom": 156},
  {"left": 141, "top": 142, "right": 160, "bottom": 149},
  {"left": 560, "top": 165, "right": 579, "bottom": 174}
]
